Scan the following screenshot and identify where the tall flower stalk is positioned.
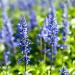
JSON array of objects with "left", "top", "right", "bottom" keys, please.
[
  {"left": 60, "top": 2, "right": 70, "bottom": 75},
  {"left": 62, "top": 2, "right": 69, "bottom": 63},
  {"left": 0, "top": 0, "right": 15, "bottom": 48},
  {"left": 40, "top": 11, "right": 59, "bottom": 75},
  {"left": 0, "top": 4, "right": 16, "bottom": 74},
  {"left": 61, "top": 3, "right": 69, "bottom": 42},
  {"left": 0, "top": 10, "right": 15, "bottom": 75},
  {"left": 2, "top": 10, "right": 16, "bottom": 75},
  {"left": 40, "top": 17, "right": 49, "bottom": 63},
  {"left": 49, "top": 0, "right": 59, "bottom": 74},
  {"left": 2, "top": 10, "right": 16, "bottom": 54},
  {"left": 48, "top": 12, "right": 59, "bottom": 75},
  {"left": 16, "top": 16, "right": 31, "bottom": 75}
]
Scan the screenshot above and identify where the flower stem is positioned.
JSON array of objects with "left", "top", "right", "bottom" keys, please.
[
  {"left": 24, "top": 61, "right": 26, "bottom": 75},
  {"left": 44, "top": 43, "right": 46, "bottom": 64},
  {"left": 50, "top": 44, "right": 53, "bottom": 75}
]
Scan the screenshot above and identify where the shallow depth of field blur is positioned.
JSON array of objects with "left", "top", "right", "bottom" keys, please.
[{"left": 0, "top": 0, "right": 75, "bottom": 75}]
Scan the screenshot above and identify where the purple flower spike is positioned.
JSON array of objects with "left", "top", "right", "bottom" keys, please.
[
  {"left": 29, "top": 10, "right": 38, "bottom": 29},
  {"left": 2, "top": 11, "right": 16, "bottom": 48},
  {"left": 17, "top": 16, "right": 31, "bottom": 65},
  {"left": 62, "top": 3, "right": 69, "bottom": 42},
  {"left": 40, "top": 11, "right": 59, "bottom": 61}
]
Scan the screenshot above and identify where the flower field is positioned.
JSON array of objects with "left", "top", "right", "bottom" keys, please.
[{"left": 0, "top": 0, "right": 75, "bottom": 75}]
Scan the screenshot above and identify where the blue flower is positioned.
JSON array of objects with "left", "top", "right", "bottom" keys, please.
[
  {"left": 60, "top": 66, "right": 69, "bottom": 75},
  {"left": 17, "top": 16, "right": 31, "bottom": 64},
  {"left": 61, "top": 3, "right": 69, "bottom": 42},
  {"left": 43, "top": 12, "right": 59, "bottom": 46},
  {"left": 17, "top": 0, "right": 28, "bottom": 10},
  {"left": 2, "top": 11, "right": 16, "bottom": 48},
  {"left": 58, "top": 44, "right": 69, "bottom": 50},
  {"left": 4, "top": 51, "right": 10, "bottom": 65},
  {"left": 59, "top": 3, "right": 70, "bottom": 50},
  {"left": 17, "top": 0, "right": 34, "bottom": 11},
  {"left": 27, "top": 0, "right": 34, "bottom": 10},
  {"left": 40, "top": 11, "right": 59, "bottom": 61},
  {"left": 29, "top": 10, "right": 38, "bottom": 29}
]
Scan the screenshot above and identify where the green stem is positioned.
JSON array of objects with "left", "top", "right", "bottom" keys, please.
[
  {"left": 44, "top": 43, "right": 46, "bottom": 64},
  {"left": 50, "top": 44, "right": 53, "bottom": 75},
  {"left": 24, "top": 60, "right": 26, "bottom": 75}
]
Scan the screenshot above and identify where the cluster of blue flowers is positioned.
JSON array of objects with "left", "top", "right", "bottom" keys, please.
[
  {"left": 0, "top": 2, "right": 16, "bottom": 74},
  {"left": 60, "top": 3, "right": 70, "bottom": 75},
  {"left": 29, "top": 10, "right": 38, "bottom": 30},
  {"left": 58, "top": 2, "right": 70, "bottom": 50},
  {"left": 60, "top": 66, "right": 69, "bottom": 75},
  {"left": 16, "top": 16, "right": 31, "bottom": 65},
  {"left": 40, "top": 12, "right": 59, "bottom": 56},
  {"left": 2, "top": 11, "right": 16, "bottom": 49},
  {"left": 38, "top": 1, "right": 70, "bottom": 74},
  {"left": 61, "top": 3, "right": 69, "bottom": 42},
  {"left": 39, "top": 0, "right": 59, "bottom": 63}
]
